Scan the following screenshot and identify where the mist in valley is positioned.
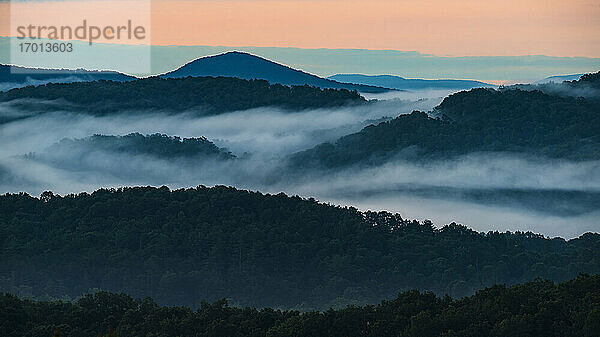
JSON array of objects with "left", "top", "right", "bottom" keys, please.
[{"left": 0, "top": 89, "right": 598, "bottom": 239}]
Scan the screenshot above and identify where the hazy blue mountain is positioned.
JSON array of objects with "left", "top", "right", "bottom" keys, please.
[
  {"left": 0, "top": 64, "right": 135, "bottom": 90},
  {"left": 328, "top": 74, "right": 495, "bottom": 90},
  {"left": 160, "top": 51, "right": 392, "bottom": 93},
  {"left": 4, "top": 37, "right": 599, "bottom": 82},
  {"left": 533, "top": 73, "right": 584, "bottom": 84}
]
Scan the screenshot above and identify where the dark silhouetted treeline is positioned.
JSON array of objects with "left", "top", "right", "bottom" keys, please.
[
  {"left": 291, "top": 80, "right": 600, "bottom": 168},
  {"left": 1, "top": 274, "right": 599, "bottom": 337},
  {"left": 508, "top": 70, "right": 600, "bottom": 98},
  {"left": 0, "top": 76, "right": 365, "bottom": 121},
  {"left": 40, "top": 133, "right": 235, "bottom": 160},
  {"left": 568, "top": 71, "right": 600, "bottom": 89},
  {"left": 1, "top": 186, "right": 598, "bottom": 309}
]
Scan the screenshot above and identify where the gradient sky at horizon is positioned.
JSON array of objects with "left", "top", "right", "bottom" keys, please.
[
  {"left": 1, "top": 0, "right": 599, "bottom": 82},
  {"left": 152, "top": 0, "right": 600, "bottom": 58},
  {"left": 1, "top": 0, "right": 599, "bottom": 57}
]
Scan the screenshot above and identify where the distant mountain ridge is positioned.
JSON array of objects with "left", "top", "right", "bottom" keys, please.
[
  {"left": 507, "top": 71, "right": 600, "bottom": 99},
  {"left": 0, "top": 64, "right": 135, "bottom": 88},
  {"left": 0, "top": 76, "right": 366, "bottom": 123},
  {"left": 160, "top": 51, "right": 392, "bottom": 93},
  {"left": 328, "top": 74, "right": 495, "bottom": 90},
  {"left": 533, "top": 73, "right": 584, "bottom": 84}
]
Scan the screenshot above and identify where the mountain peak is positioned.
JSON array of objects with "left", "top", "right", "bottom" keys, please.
[
  {"left": 161, "top": 52, "right": 391, "bottom": 93},
  {"left": 195, "top": 51, "right": 270, "bottom": 61}
]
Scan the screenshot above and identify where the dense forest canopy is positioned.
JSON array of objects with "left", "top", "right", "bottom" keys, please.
[
  {"left": 0, "top": 76, "right": 366, "bottom": 122},
  {"left": 290, "top": 80, "right": 600, "bottom": 168},
  {"left": 38, "top": 133, "right": 235, "bottom": 160},
  {"left": 1, "top": 186, "right": 598, "bottom": 309},
  {"left": 568, "top": 71, "right": 600, "bottom": 89},
  {"left": 2, "top": 274, "right": 599, "bottom": 337}
]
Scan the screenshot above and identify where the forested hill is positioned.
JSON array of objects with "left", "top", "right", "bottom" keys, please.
[
  {"left": 3, "top": 274, "right": 599, "bottom": 337},
  {"left": 508, "top": 71, "right": 600, "bottom": 99},
  {"left": 569, "top": 71, "right": 600, "bottom": 85},
  {"left": 160, "top": 51, "right": 391, "bottom": 93},
  {"left": 290, "top": 86, "right": 600, "bottom": 168},
  {"left": 566, "top": 71, "right": 600, "bottom": 92},
  {"left": 1, "top": 186, "right": 598, "bottom": 309},
  {"left": 0, "top": 76, "right": 366, "bottom": 121},
  {"left": 40, "top": 133, "right": 235, "bottom": 160}
]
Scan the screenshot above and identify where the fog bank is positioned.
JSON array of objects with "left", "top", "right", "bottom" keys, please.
[{"left": 0, "top": 90, "right": 598, "bottom": 238}]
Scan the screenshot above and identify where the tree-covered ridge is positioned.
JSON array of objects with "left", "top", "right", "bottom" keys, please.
[
  {"left": 569, "top": 71, "right": 600, "bottom": 89},
  {"left": 435, "top": 87, "right": 597, "bottom": 124},
  {"left": 289, "top": 111, "right": 448, "bottom": 168},
  {"left": 2, "top": 274, "right": 599, "bottom": 337},
  {"left": 0, "top": 186, "right": 598, "bottom": 309},
  {"left": 505, "top": 71, "right": 600, "bottom": 100},
  {"left": 0, "top": 76, "right": 366, "bottom": 118},
  {"left": 41, "top": 133, "right": 235, "bottom": 160},
  {"left": 0, "top": 64, "right": 135, "bottom": 84},
  {"left": 290, "top": 86, "right": 600, "bottom": 168}
]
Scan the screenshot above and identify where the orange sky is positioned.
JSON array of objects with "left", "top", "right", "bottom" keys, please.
[{"left": 1, "top": 0, "right": 600, "bottom": 57}]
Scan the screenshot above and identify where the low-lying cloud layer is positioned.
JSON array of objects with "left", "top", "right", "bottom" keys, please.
[{"left": 0, "top": 90, "right": 598, "bottom": 238}]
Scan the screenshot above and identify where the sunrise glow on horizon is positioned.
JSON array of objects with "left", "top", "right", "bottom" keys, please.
[{"left": 1, "top": 0, "right": 599, "bottom": 58}]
